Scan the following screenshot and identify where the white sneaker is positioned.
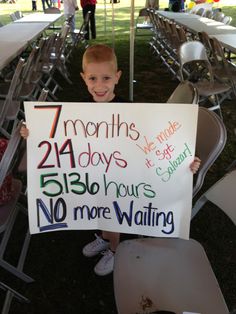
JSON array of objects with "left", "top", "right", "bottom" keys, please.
[
  {"left": 82, "top": 233, "right": 110, "bottom": 257},
  {"left": 94, "top": 250, "right": 114, "bottom": 276}
]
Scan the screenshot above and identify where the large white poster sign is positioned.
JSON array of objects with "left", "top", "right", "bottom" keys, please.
[{"left": 24, "top": 102, "right": 198, "bottom": 239}]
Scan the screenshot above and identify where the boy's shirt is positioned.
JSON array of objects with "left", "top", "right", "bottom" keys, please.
[{"left": 83, "top": 95, "right": 129, "bottom": 103}]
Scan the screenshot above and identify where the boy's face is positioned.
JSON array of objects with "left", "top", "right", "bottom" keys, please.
[{"left": 81, "top": 61, "right": 122, "bottom": 102}]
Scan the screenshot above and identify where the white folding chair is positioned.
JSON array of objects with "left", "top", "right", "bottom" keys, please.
[
  {"left": 192, "top": 168, "right": 236, "bottom": 222},
  {"left": 179, "top": 41, "right": 232, "bottom": 119}
]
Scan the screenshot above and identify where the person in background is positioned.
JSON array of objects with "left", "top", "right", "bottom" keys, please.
[
  {"left": 32, "top": 0, "right": 37, "bottom": 10},
  {"left": 80, "top": 0, "right": 96, "bottom": 40},
  {"left": 169, "top": 0, "right": 181, "bottom": 12},
  {"left": 41, "top": 0, "right": 51, "bottom": 11},
  {"left": 144, "top": 0, "right": 158, "bottom": 24},
  {"left": 63, "top": 0, "right": 79, "bottom": 42}
]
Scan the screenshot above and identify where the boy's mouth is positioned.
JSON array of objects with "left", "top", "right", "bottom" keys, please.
[{"left": 95, "top": 91, "right": 107, "bottom": 97}]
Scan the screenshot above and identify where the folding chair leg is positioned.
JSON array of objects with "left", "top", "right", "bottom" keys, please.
[
  {"left": 0, "top": 205, "right": 34, "bottom": 283},
  {"left": 0, "top": 282, "right": 30, "bottom": 314},
  {"left": 192, "top": 195, "right": 208, "bottom": 219}
]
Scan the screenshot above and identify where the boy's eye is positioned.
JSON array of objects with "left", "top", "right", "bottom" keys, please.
[
  {"left": 103, "top": 76, "right": 111, "bottom": 81},
  {"left": 89, "top": 77, "right": 96, "bottom": 81}
]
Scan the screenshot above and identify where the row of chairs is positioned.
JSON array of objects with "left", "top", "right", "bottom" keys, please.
[
  {"left": 148, "top": 9, "right": 188, "bottom": 77},
  {"left": 148, "top": 9, "right": 234, "bottom": 119},
  {"left": 193, "top": 8, "right": 232, "bottom": 25},
  {"left": 0, "top": 17, "right": 81, "bottom": 312},
  {"left": 9, "top": 10, "right": 23, "bottom": 22},
  {"left": 0, "top": 9, "right": 93, "bottom": 310}
]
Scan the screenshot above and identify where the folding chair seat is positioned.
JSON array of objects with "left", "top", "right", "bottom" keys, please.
[
  {"left": 113, "top": 107, "right": 229, "bottom": 314},
  {"left": 179, "top": 41, "right": 232, "bottom": 119},
  {"left": 167, "top": 81, "right": 199, "bottom": 104},
  {"left": 114, "top": 238, "right": 229, "bottom": 314},
  {"left": 0, "top": 122, "right": 33, "bottom": 284}
]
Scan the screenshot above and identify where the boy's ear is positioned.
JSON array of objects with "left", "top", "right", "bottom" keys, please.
[
  {"left": 80, "top": 72, "right": 85, "bottom": 81},
  {"left": 115, "top": 70, "right": 122, "bottom": 84}
]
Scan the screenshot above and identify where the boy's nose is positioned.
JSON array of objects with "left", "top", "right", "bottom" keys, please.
[{"left": 95, "top": 79, "right": 104, "bottom": 88}]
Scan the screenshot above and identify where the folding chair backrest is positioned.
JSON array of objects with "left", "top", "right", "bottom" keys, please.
[
  {"left": 222, "top": 15, "right": 232, "bottom": 25},
  {"left": 195, "top": 7, "right": 205, "bottom": 16},
  {"left": 138, "top": 8, "right": 148, "bottom": 17},
  {"left": 0, "top": 58, "right": 25, "bottom": 128},
  {"left": 179, "top": 41, "right": 214, "bottom": 82},
  {"left": 204, "top": 9, "right": 213, "bottom": 18},
  {"left": 209, "top": 36, "right": 228, "bottom": 69},
  {"left": 192, "top": 168, "right": 236, "bottom": 223},
  {"left": 0, "top": 122, "right": 23, "bottom": 187},
  {"left": 9, "top": 13, "right": 17, "bottom": 21},
  {"left": 198, "top": 31, "right": 212, "bottom": 57},
  {"left": 21, "top": 47, "right": 39, "bottom": 84},
  {"left": 14, "top": 11, "right": 23, "bottom": 19},
  {"left": 167, "top": 81, "right": 199, "bottom": 104},
  {"left": 179, "top": 41, "right": 208, "bottom": 65},
  {"left": 38, "top": 88, "right": 48, "bottom": 101},
  {"left": 212, "top": 11, "right": 225, "bottom": 22},
  {"left": 193, "top": 107, "right": 227, "bottom": 197}
]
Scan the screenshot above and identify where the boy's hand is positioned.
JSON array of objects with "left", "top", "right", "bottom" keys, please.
[
  {"left": 190, "top": 156, "right": 201, "bottom": 174},
  {"left": 20, "top": 125, "right": 29, "bottom": 139}
]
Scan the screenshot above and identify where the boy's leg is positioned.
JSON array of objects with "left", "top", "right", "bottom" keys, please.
[
  {"left": 83, "top": 6, "right": 90, "bottom": 40},
  {"left": 94, "top": 232, "right": 120, "bottom": 276},
  {"left": 102, "top": 231, "right": 120, "bottom": 251},
  {"left": 82, "top": 233, "right": 109, "bottom": 257},
  {"left": 89, "top": 5, "right": 96, "bottom": 39}
]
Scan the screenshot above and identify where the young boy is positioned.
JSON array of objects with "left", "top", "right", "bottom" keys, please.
[
  {"left": 80, "top": 44, "right": 200, "bottom": 276},
  {"left": 20, "top": 44, "right": 201, "bottom": 277}
]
